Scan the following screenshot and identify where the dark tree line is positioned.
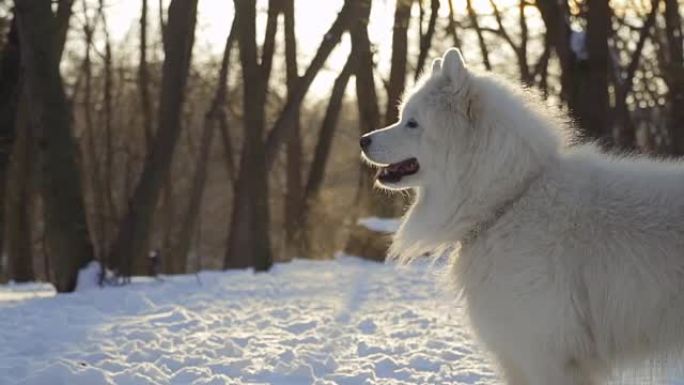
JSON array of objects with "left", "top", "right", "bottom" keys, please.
[{"left": 0, "top": 0, "right": 681, "bottom": 291}]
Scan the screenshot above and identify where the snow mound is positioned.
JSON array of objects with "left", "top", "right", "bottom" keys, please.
[
  {"left": 357, "top": 217, "right": 401, "bottom": 233},
  {"left": 75, "top": 261, "right": 104, "bottom": 292}
]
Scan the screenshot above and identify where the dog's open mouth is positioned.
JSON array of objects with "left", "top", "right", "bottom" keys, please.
[{"left": 377, "top": 158, "right": 420, "bottom": 183}]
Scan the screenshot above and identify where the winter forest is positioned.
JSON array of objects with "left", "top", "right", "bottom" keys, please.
[{"left": 0, "top": 0, "right": 682, "bottom": 294}]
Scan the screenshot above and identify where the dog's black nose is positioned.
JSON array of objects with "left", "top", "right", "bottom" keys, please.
[{"left": 360, "top": 135, "right": 371, "bottom": 149}]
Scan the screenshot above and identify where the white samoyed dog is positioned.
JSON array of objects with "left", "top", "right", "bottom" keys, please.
[{"left": 360, "top": 48, "right": 684, "bottom": 385}]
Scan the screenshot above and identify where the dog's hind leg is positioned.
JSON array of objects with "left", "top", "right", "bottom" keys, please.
[{"left": 523, "top": 358, "right": 595, "bottom": 385}]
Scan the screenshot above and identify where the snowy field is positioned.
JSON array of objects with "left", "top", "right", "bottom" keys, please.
[
  {"left": 2, "top": 255, "right": 683, "bottom": 385},
  {"left": 1, "top": 257, "right": 497, "bottom": 385}
]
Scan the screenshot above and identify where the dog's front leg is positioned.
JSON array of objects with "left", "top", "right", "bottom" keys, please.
[{"left": 495, "top": 355, "right": 528, "bottom": 385}]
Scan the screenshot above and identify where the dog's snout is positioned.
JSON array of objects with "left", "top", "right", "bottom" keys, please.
[{"left": 360, "top": 135, "right": 372, "bottom": 149}]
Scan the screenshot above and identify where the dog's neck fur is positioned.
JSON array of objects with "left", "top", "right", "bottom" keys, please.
[
  {"left": 390, "top": 75, "right": 563, "bottom": 261},
  {"left": 459, "top": 170, "right": 543, "bottom": 248}
]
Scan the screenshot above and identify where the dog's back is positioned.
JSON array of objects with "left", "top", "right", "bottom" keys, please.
[{"left": 461, "top": 143, "right": 684, "bottom": 378}]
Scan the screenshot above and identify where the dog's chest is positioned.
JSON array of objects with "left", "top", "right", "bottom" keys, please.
[{"left": 456, "top": 244, "right": 581, "bottom": 349}]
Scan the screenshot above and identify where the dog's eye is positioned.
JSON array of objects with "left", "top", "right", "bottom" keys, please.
[{"left": 406, "top": 119, "right": 419, "bottom": 129}]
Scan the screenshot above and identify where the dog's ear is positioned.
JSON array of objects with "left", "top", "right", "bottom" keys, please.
[
  {"left": 431, "top": 58, "right": 442, "bottom": 77},
  {"left": 442, "top": 48, "right": 467, "bottom": 88}
]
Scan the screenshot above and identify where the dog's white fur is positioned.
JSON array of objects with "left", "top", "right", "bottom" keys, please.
[{"left": 362, "top": 48, "right": 684, "bottom": 385}]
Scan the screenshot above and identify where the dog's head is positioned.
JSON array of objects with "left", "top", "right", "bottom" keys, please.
[{"left": 360, "top": 48, "right": 474, "bottom": 191}]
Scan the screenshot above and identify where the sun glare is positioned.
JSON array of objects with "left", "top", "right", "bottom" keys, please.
[
  {"left": 99, "top": 0, "right": 522, "bottom": 96},
  {"left": 105, "top": 0, "right": 520, "bottom": 56}
]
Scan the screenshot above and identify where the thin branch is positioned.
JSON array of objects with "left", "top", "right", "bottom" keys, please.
[
  {"left": 415, "top": 0, "right": 439, "bottom": 80},
  {"left": 466, "top": 0, "right": 491, "bottom": 70},
  {"left": 264, "top": 1, "right": 354, "bottom": 167},
  {"left": 446, "top": 0, "right": 462, "bottom": 48},
  {"left": 260, "top": 0, "right": 280, "bottom": 81},
  {"left": 618, "top": 0, "right": 660, "bottom": 102},
  {"left": 303, "top": 54, "right": 355, "bottom": 207},
  {"left": 519, "top": 0, "right": 530, "bottom": 82},
  {"left": 488, "top": 0, "right": 517, "bottom": 51}
]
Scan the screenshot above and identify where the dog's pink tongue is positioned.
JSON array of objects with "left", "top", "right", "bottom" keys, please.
[{"left": 387, "top": 163, "right": 401, "bottom": 172}]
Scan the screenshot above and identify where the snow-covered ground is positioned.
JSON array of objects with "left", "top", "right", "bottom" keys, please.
[
  {"left": 2, "top": 256, "right": 682, "bottom": 385},
  {"left": 1, "top": 257, "right": 496, "bottom": 385}
]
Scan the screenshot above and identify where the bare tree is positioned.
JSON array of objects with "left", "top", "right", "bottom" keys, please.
[
  {"left": 283, "top": 0, "right": 303, "bottom": 259},
  {"left": 466, "top": 0, "right": 491, "bottom": 71},
  {"left": 536, "top": 0, "right": 629, "bottom": 143},
  {"left": 80, "top": 0, "right": 107, "bottom": 259},
  {"left": 1, "top": 14, "right": 34, "bottom": 283},
  {"left": 446, "top": 0, "right": 462, "bottom": 48},
  {"left": 170, "top": 20, "right": 236, "bottom": 273},
  {"left": 583, "top": 0, "right": 612, "bottom": 140},
  {"left": 386, "top": 0, "right": 412, "bottom": 124},
  {"left": 108, "top": 0, "right": 199, "bottom": 277},
  {"left": 264, "top": 1, "right": 355, "bottom": 166},
  {"left": 298, "top": 55, "right": 356, "bottom": 256},
  {"left": 226, "top": 0, "right": 357, "bottom": 268},
  {"left": 6, "top": 96, "right": 33, "bottom": 283},
  {"left": 139, "top": 0, "right": 154, "bottom": 152},
  {"left": 303, "top": 57, "right": 356, "bottom": 200},
  {"left": 518, "top": 0, "right": 529, "bottom": 83},
  {"left": 55, "top": 0, "right": 75, "bottom": 62},
  {"left": 224, "top": 0, "right": 279, "bottom": 271},
  {"left": 344, "top": 0, "right": 398, "bottom": 261},
  {"left": 415, "top": 0, "right": 439, "bottom": 80},
  {"left": 351, "top": 0, "right": 382, "bottom": 212},
  {"left": 15, "top": 0, "right": 94, "bottom": 292},
  {"left": 664, "top": 0, "right": 684, "bottom": 154},
  {"left": 484, "top": 0, "right": 531, "bottom": 84},
  {"left": 0, "top": 15, "right": 20, "bottom": 271},
  {"left": 613, "top": 0, "right": 660, "bottom": 148},
  {"left": 99, "top": 1, "right": 117, "bottom": 245}
]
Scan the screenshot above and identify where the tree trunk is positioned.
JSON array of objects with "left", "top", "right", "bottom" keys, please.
[
  {"left": 535, "top": 1, "right": 577, "bottom": 104},
  {"left": 171, "top": 20, "right": 236, "bottom": 274},
  {"left": 218, "top": 110, "right": 235, "bottom": 182},
  {"left": 160, "top": 179, "right": 176, "bottom": 272},
  {"left": 303, "top": 56, "right": 355, "bottom": 203},
  {"left": 7, "top": 97, "right": 34, "bottom": 283},
  {"left": 299, "top": 55, "right": 355, "bottom": 255},
  {"left": 108, "top": 0, "right": 198, "bottom": 277},
  {"left": 0, "top": 15, "right": 21, "bottom": 273},
  {"left": 345, "top": 0, "right": 396, "bottom": 261},
  {"left": 100, "top": 9, "right": 117, "bottom": 245},
  {"left": 415, "top": 0, "right": 439, "bottom": 80},
  {"left": 350, "top": 0, "right": 390, "bottom": 215},
  {"left": 15, "top": 0, "right": 94, "bottom": 292},
  {"left": 519, "top": 0, "right": 530, "bottom": 85},
  {"left": 169, "top": 112, "right": 214, "bottom": 273},
  {"left": 283, "top": 0, "right": 303, "bottom": 260},
  {"left": 81, "top": 6, "right": 107, "bottom": 259},
  {"left": 224, "top": 0, "right": 277, "bottom": 271},
  {"left": 55, "top": 0, "right": 75, "bottom": 62},
  {"left": 536, "top": 0, "right": 610, "bottom": 140},
  {"left": 582, "top": 0, "right": 611, "bottom": 140},
  {"left": 139, "top": 0, "right": 154, "bottom": 152},
  {"left": 213, "top": 22, "right": 238, "bottom": 186},
  {"left": 665, "top": 0, "right": 684, "bottom": 154},
  {"left": 386, "top": 0, "right": 411, "bottom": 125}
]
